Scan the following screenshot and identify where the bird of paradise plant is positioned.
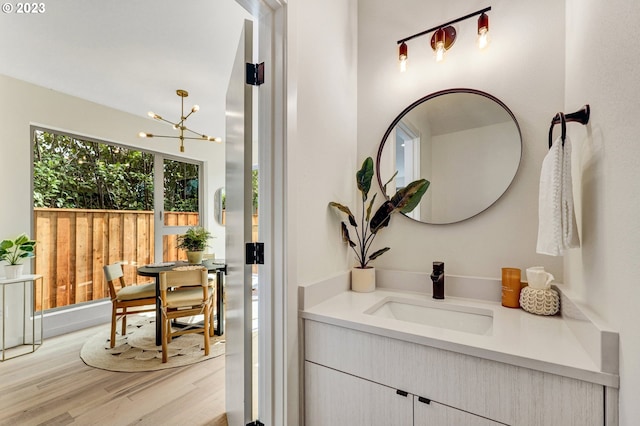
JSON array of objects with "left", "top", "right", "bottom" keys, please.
[{"left": 330, "top": 157, "right": 429, "bottom": 269}]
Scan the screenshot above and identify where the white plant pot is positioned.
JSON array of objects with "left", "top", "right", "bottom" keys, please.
[
  {"left": 351, "top": 267, "right": 376, "bottom": 293},
  {"left": 4, "top": 264, "right": 24, "bottom": 279}
]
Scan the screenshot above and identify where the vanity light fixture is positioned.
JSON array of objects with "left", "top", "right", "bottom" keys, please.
[
  {"left": 139, "top": 89, "right": 222, "bottom": 152},
  {"left": 397, "top": 6, "right": 491, "bottom": 69}
]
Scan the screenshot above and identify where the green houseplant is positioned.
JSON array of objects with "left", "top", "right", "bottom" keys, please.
[
  {"left": 330, "top": 157, "right": 429, "bottom": 291},
  {"left": 0, "top": 233, "right": 37, "bottom": 279},
  {"left": 177, "top": 226, "right": 212, "bottom": 264}
]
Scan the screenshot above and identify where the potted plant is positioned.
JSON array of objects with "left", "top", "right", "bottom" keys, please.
[
  {"left": 0, "top": 233, "right": 37, "bottom": 279},
  {"left": 330, "top": 157, "right": 429, "bottom": 292},
  {"left": 177, "top": 226, "right": 212, "bottom": 264}
]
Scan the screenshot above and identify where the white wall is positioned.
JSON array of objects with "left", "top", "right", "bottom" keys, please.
[
  {"left": 293, "top": 0, "right": 359, "bottom": 285},
  {"left": 287, "top": 0, "right": 358, "bottom": 423},
  {"left": 0, "top": 74, "right": 226, "bottom": 268},
  {"left": 357, "top": 0, "right": 565, "bottom": 279},
  {"left": 565, "top": 0, "right": 640, "bottom": 422},
  {"left": 429, "top": 122, "right": 518, "bottom": 223}
]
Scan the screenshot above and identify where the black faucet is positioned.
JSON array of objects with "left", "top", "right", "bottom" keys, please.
[{"left": 431, "top": 261, "right": 445, "bottom": 299}]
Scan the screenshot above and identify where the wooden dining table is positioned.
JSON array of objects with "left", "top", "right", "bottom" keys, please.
[{"left": 137, "top": 261, "right": 227, "bottom": 346}]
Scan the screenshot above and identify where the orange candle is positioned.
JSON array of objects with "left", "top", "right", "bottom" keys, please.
[{"left": 501, "top": 267, "right": 522, "bottom": 308}]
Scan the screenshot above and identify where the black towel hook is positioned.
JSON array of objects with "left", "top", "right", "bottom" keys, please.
[{"left": 548, "top": 104, "right": 590, "bottom": 149}]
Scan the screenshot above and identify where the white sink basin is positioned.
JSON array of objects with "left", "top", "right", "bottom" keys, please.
[{"left": 365, "top": 297, "right": 493, "bottom": 335}]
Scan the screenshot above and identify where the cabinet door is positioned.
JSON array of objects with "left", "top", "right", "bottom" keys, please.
[
  {"left": 414, "top": 396, "right": 507, "bottom": 426},
  {"left": 305, "top": 361, "right": 413, "bottom": 426}
]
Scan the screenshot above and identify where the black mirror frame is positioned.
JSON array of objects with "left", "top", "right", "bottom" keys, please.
[{"left": 376, "top": 88, "right": 523, "bottom": 225}]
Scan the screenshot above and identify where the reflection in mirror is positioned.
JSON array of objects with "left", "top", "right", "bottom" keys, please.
[
  {"left": 377, "top": 89, "right": 522, "bottom": 224},
  {"left": 214, "top": 187, "right": 225, "bottom": 226}
]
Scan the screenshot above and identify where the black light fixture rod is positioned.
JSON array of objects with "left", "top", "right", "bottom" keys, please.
[{"left": 397, "top": 6, "right": 491, "bottom": 45}]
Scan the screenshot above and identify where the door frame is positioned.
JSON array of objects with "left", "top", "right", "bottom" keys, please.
[
  {"left": 153, "top": 154, "right": 205, "bottom": 261},
  {"left": 232, "top": 1, "right": 288, "bottom": 425}
]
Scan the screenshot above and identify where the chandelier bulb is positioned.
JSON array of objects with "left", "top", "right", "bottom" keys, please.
[{"left": 192, "top": 105, "right": 200, "bottom": 113}]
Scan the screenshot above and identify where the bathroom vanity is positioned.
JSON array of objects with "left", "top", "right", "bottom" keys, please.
[{"left": 300, "top": 272, "right": 619, "bottom": 426}]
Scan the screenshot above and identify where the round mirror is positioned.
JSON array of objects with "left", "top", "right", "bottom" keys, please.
[{"left": 376, "top": 88, "right": 522, "bottom": 224}]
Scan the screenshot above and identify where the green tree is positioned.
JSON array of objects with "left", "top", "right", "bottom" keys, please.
[{"left": 33, "top": 130, "right": 198, "bottom": 212}]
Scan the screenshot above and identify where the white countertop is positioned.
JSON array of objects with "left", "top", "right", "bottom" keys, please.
[{"left": 301, "top": 288, "right": 619, "bottom": 387}]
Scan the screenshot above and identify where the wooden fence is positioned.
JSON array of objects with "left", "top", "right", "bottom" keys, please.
[
  {"left": 33, "top": 208, "right": 258, "bottom": 311},
  {"left": 34, "top": 208, "right": 196, "bottom": 310}
]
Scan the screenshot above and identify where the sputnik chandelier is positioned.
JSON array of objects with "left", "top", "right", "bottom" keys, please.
[{"left": 139, "top": 89, "right": 221, "bottom": 152}]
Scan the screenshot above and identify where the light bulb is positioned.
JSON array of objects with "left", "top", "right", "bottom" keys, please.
[
  {"left": 147, "top": 111, "right": 155, "bottom": 118},
  {"left": 399, "top": 42, "right": 408, "bottom": 73},
  {"left": 432, "top": 28, "right": 448, "bottom": 63},
  {"left": 191, "top": 105, "right": 200, "bottom": 113},
  {"left": 435, "top": 42, "right": 445, "bottom": 62},
  {"left": 477, "top": 12, "right": 490, "bottom": 49},
  {"left": 138, "top": 132, "right": 149, "bottom": 138},
  {"left": 477, "top": 29, "right": 489, "bottom": 49}
]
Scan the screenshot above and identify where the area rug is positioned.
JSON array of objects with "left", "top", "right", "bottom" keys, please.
[{"left": 80, "top": 316, "right": 225, "bottom": 372}]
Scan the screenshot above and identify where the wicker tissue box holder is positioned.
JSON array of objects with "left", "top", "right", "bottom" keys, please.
[{"left": 519, "top": 286, "right": 560, "bottom": 316}]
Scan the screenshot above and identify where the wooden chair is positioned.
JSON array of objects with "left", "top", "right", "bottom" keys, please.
[
  {"left": 103, "top": 263, "right": 156, "bottom": 348},
  {"left": 158, "top": 268, "right": 214, "bottom": 363}
]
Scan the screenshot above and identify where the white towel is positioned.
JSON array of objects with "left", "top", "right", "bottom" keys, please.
[
  {"left": 561, "top": 138, "right": 580, "bottom": 250},
  {"left": 537, "top": 137, "right": 563, "bottom": 256},
  {"left": 536, "top": 136, "right": 580, "bottom": 256}
]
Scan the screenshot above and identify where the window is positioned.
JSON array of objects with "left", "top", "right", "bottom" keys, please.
[{"left": 32, "top": 128, "right": 203, "bottom": 310}]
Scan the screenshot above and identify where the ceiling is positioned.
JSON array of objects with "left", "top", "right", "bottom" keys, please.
[{"left": 0, "top": 0, "right": 251, "bottom": 134}]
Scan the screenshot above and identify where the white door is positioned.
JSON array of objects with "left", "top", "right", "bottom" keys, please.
[
  {"left": 225, "top": 19, "right": 255, "bottom": 426},
  {"left": 153, "top": 155, "right": 203, "bottom": 262}
]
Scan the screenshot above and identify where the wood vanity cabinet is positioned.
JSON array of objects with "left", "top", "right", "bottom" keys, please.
[
  {"left": 306, "top": 361, "right": 504, "bottom": 426},
  {"left": 305, "top": 361, "right": 413, "bottom": 426},
  {"left": 413, "top": 396, "right": 505, "bottom": 426},
  {"left": 304, "top": 320, "right": 605, "bottom": 426}
]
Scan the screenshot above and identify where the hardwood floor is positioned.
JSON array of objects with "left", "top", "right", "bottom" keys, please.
[{"left": 0, "top": 324, "right": 227, "bottom": 426}]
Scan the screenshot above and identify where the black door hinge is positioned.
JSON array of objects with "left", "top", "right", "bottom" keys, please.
[
  {"left": 246, "top": 421, "right": 265, "bottom": 426},
  {"left": 246, "top": 62, "right": 265, "bottom": 86},
  {"left": 246, "top": 242, "right": 265, "bottom": 265}
]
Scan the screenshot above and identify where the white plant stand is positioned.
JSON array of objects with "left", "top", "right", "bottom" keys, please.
[{"left": 0, "top": 274, "right": 44, "bottom": 361}]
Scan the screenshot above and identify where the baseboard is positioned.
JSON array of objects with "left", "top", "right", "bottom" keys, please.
[{"left": 43, "top": 301, "right": 111, "bottom": 338}]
